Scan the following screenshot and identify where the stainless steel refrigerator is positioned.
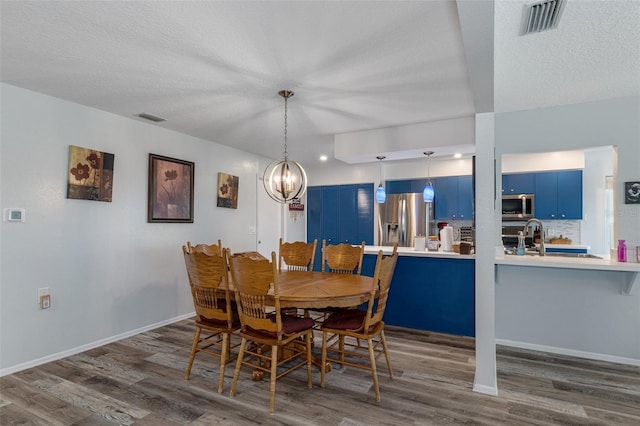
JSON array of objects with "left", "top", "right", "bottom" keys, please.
[{"left": 378, "top": 193, "right": 435, "bottom": 248}]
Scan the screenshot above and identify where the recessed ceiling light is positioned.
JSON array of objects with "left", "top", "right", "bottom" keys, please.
[
  {"left": 319, "top": 155, "right": 328, "bottom": 161},
  {"left": 454, "top": 153, "right": 462, "bottom": 159}
]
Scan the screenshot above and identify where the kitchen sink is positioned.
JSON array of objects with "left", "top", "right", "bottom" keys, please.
[
  {"left": 505, "top": 250, "right": 602, "bottom": 259},
  {"left": 543, "top": 252, "right": 603, "bottom": 259}
]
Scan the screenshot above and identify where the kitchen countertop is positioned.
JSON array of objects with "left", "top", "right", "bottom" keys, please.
[
  {"left": 364, "top": 245, "right": 475, "bottom": 259},
  {"left": 495, "top": 254, "right": 639, "bottom": 294}
]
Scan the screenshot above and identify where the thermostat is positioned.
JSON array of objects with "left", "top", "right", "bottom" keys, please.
[{"left": 4, "top": 208, "right": 26, "bottom": 222}]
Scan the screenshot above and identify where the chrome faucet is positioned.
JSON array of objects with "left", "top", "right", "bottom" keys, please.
[{"left": 523, "top": 218, "right": 545, "bottom": 256}]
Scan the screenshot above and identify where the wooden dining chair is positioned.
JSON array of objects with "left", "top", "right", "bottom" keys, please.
[
  {"left": 278, "top": 238, "right": 318, "bottom": 272},
  {"left": 310, "top": 240, "right": 367, "bottom": 323},
  {"left": 182, "top": 245, "right": 240, "bottom": 393},
  {"left": 321, "top": 240, "right": 365, "bottom": 274},
  {"left": 320, "top": 245, "right": 399, "bottom": 402},
  {"left": 227, "top": 249, "right": 315, "bottom": 414},
  {"left": 187, "top": 239, "right": 223, "bottom": 257}
]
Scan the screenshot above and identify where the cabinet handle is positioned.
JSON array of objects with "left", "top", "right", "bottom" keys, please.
[{"left": 561, "top": 214, "right": 565, "bottom": 218}]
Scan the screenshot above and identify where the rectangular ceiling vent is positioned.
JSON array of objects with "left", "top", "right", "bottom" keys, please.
[
  {"left": 137, "top": 113, "right": 166, "bottom": 123},
  {"left": 522, "top": 0, "right": 565, "bottom": 35}
]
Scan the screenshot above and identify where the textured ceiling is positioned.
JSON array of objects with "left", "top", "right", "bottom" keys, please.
[{"left": 1, "top": 1, "right": 638, "bottom": 165}]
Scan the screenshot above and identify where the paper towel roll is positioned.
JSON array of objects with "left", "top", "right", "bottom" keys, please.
[
  {"left": 414, "top": 236, "right": 426, "bottom": 251},
  {"left": 440, "top": 226, "right": 454, "bottom": 252}
]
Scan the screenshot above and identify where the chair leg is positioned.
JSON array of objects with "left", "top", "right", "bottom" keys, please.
[
  {"left": 338, "top": 335, "right": 345, "bottom": 365},
  {"left": 217, "top": 332, "right": 228, "bottom": 394},
  {"left": 306, "top": 332, "right": 313, "bottom": 389},
  {"left": 230, "top": 336, "right": 246, "bottom": 398},
  {"left": 320, "top": 331, "right": 328, "bottom": 388},
  {"left": 367, "top": 338, "right": 380, "bottom": 402},
  {"left": 269, "top": 345, "right": 278, "bottom": 414},
  {"left": 185, "top": 326, "right": 201, "bottom": 380},
  {"left": 380, "top": 329, "right": 393, "bottom": 378}
]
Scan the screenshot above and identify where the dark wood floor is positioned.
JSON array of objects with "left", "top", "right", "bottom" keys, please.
[{"left": 1, "top": 320, "right": 638, "bottom": 425}]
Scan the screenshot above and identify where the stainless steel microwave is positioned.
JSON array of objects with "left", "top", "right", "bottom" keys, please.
[{"left": 502, "top": 194, "right": 534, "bottom": 221}]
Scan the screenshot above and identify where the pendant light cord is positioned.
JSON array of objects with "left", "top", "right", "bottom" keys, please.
[{"left": 283, "top": 94, "right": 288, "bottom": 161}]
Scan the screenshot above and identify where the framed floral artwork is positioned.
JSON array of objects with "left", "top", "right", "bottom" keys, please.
[
  {"left": 217, "top": 172, "right": 239, "bottom": 209},
  {"left": 148, "top": 154, "right": 194, "bottom": 223},
  {"left": 67, "top": 145, "right": 115, "bottom": 202}
]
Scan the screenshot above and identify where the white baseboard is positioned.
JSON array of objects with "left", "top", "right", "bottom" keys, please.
[
  {"left": 0, "top": 312, "right": 194, "bottom": 377},
  {"left": 496, "top": 338, "right": 640, "bottom": 367},
  {"left": 473, "top": 383, "right": 498, "bottom": 396}
]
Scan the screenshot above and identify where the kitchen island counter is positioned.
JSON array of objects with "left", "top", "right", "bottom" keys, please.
[
  {"left": 365, "top": 245, "right": 475, "bottom": 259},
  {"left": 363, "top": 246, "right": 475, "bottom": 337}
]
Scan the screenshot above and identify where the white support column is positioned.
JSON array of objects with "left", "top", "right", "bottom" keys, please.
[{"left": 473, "top": 112, "right": 498, "bottom": 396}]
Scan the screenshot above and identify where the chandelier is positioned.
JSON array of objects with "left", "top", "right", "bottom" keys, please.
[{"left": 263, "top": 90, "right": 308, "bottom": 203}]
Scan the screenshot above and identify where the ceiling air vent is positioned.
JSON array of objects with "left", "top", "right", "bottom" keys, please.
[
  {"left": 522, "top": 0, "right": 565, "bottom": 35},
  {"left": 137, "top": 113, "right": 166, "bottom": 123}
]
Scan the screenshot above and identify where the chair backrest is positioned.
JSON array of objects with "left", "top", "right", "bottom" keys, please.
[
  {"left": 187, "top": 239, "right": 223, "bottom": 257},
  {"left": 362, "top": 244, "right": 398, "bottom": 332},
  {"left": 321, "top": 240, "right": 365, "bottom": 274},
  {"left": 182, "top": 245, "right": 234, "bottom": 327},
  {"left": 278, "top": 238, "right": 318, "bottom": 272},
  {"left": 227, "top": 250, "right": 284, "bottom": 339}
]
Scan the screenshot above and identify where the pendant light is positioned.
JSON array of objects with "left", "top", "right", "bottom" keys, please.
[
  {"left": 423, "top": 151, "right": 435, "bottom": 203},
  {"left": 263, "top": 90, "right": 307, "bottom": 203},
  {"left": 375, "top": 156, "right": 386, "bottom": 203}
]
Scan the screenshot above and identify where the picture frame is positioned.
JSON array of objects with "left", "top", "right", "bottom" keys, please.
[
  {"left": 148, "top": 154, "right": 194, "bottom": 223},
  {"left": 624, "top": 181, "right": 640, "bottom": 204},
  {"left": 217, "top": 172, "right": 239, "bottom": 209},
  {"left": 67, "top": 145, "right": 115, "bottom": 202}
]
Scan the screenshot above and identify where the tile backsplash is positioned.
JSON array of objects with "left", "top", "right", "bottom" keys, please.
[{"left": 503, "top": 220, "right": 581, "bottom": 244}]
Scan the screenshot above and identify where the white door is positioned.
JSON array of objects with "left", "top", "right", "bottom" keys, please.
[{"left": 256, "top": 173, "right": 282, "bottom": 258}]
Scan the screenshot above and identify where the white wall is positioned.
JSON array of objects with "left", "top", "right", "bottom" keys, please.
[
  {"left": 582, "top": 146, "right": 614, "bottom": 255},
  {"left": 0, "top": 83, "right": 279, "bottom": 374},
  {"left": 494, "top": 96, "right": 640, "bottom": 363}
]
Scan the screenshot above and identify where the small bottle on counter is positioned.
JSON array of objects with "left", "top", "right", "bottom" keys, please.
[
  {"left": 516, "top": 231, "right": 526, "bottom": 256},
  {"left": 617, "top": 240, "right": 627, "bottom": 262}
]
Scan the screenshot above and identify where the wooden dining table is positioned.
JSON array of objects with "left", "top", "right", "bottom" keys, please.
[
  {"left": 275, "top": 270, "right": 374, "bottom": 309},
  {"left": 228, "top": 266, "right": 375, "bottom": 377}
]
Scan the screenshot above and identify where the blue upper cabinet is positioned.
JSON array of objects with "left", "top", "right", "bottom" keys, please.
[
  {"left": 457, "top": 175, "right": 473, "bottom": 220},
  {"left": 385, "top": 179, "right": 412, "bottom": 194},
  {"left": 534, "top": 170, "right": 583, "bottom": 220},
  {"left": 434, "top": 176, "right": 473, "bottom": 220},
  {"left": 502, "top": 173, "right": 535, "bottom": 194},
  {"left": 307, "top": 183, "right": 374, "bottom": 270},
  {"left": 556, "top": 170, "right": 583, "bottom": 219}
]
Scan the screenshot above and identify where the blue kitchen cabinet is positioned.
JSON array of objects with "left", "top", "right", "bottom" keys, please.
[
  {"left": 385, "top": 179, "right": 412, "bottom": 194},
  {"left": 457, "top": 175, "right": 473, "bottom": 220},
  {"left": 557, "top": 170, "right": 583, "bottom": 219},
  {"left": 534, "top": 170, "right": 582, "bottom": 219},
  {"left": 434, "top": 176, "right": 473, "bottom": 220},
  {"left": 306, "top": 187, "right": 322, "bottom": 247},
  {"left": 362, "top": 254, "right": 475, "bottom": 337},
  {"left": 434, "top": 176, "right": 457, "bottom": 219},
  {"left": 307, "top": 183, "right": 374, "bottom": 271},
  {"left": 502, "top": 173, "right": 535, "bottom": 194}
]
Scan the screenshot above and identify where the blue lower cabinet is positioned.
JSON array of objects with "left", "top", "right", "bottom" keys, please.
[{"left": 362, "top": 254, "right": 475, "bottom": 337}]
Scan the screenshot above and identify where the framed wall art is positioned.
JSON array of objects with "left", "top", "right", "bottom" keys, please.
[
  {"left": 624, "top": 181, "right": 640, "bottom": 204},
  {"left": 67, "top": 145, "right": 115, "bottom": 202},
  {"left": 148, "top": 154, "right": 194, "bottom": 223},
  {"left": 217, "top": 172, "right": 239, "bottom": 209}
]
